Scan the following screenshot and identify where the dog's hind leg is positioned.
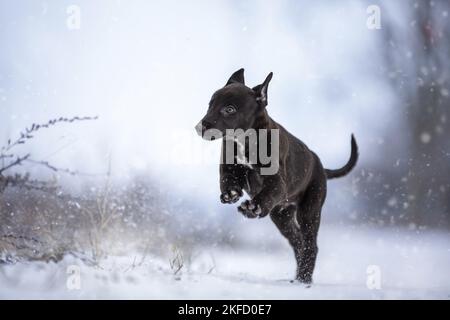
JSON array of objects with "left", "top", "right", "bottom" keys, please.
[
  {"left": 270, "top": 205, "right": 303, "bottom": 280},
  {"left": 295, "top": 179, "right": 326, "bottom": 284}
]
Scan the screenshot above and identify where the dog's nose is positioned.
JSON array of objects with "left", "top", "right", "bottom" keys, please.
[
  {"left": 195, "top": 121, "right": 205, "bottom": 136},
  {"left": 195, "top": 120, "right": 212, "bottom": 136}
]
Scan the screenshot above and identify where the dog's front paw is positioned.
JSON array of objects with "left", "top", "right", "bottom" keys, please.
[
  {"left": 220, "top": 188, "right": 243, "bottom": 204},
  {"left": 238, "top": 200, "right": 262, "bottom": 219}
]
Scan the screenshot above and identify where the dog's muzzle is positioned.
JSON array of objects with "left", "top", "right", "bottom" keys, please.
[
  {"left": 195, "top": 120, "right": 222, "bottom": 141},
  {"left": 195, "top": 121, "right": 207, "bottom": 137}
]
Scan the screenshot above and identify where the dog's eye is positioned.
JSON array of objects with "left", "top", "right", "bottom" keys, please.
[{"left": 222, "top": 105, "right": 236, "bottom": 115}]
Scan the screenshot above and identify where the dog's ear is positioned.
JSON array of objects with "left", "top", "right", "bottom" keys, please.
[
  {"left": 253, "top": 72, "right": 273, "bottom": 107},
  {"left": 226, "top": 68, "right": 245, "bottom": 86}
]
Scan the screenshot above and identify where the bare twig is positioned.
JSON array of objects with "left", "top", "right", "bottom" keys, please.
[
  {"left": 0, "top": 173, "right": 58, "bottom": 193},
  {"left": 169, "top": 246, "right": 184, "bottom": 275},
  {"left": 1, "top": 116, "right": 98, "bottom": 154},
  {"left": 1, "top": 234, "right": 43, "bottom": 245},
  {"left": 0, "top": 154, "right": 14, "bottom": 160},
  {"left": 24, "top": 159, "right": 79, "bottom": 176},
  {"left": 0, "top": 115, "right": 99, "bottom": 193},
  {"left": 207, "top": 253, "right": 216, "bottom": 274},
  {"left": 0, "top": 154, "right": 30, "bottom": 175}
]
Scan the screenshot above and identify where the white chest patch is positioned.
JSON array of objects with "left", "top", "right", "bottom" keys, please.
[{"left": 234, "top": 138, "right": 254, "bottom": 169}]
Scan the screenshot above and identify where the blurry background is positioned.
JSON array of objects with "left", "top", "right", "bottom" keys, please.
[{"left": 0, "top": 0, "right": 449, "bottom": 263}]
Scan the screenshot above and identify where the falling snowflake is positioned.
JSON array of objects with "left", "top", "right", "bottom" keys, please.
[
  {"left": 387, "top": 197, "right": 397, "bottom": 207},
  {"left": 420, "top": 132, "right": 431, "bottom": 144}
]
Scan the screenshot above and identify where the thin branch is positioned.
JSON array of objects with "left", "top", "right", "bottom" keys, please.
[
  {"left": 0, "top": 173, "right": 58, "bottom": 193},
  {"left": 1, "top": 234, "right": 43, "bottom": 245},
  {"left": 24, "top": 159, "right": 107, "bottom": 177},
  {"left": 0, "top": 115, "right": 103, "bottom": 180},
  {"left": 0, "top": 154, "right": 14, "bottom": 160},
  {"left": 24, "top": 159, "right": 79, "bottom": 175},
  {"left": 0, "top": 154, "right": 30, "bottom": 175},
  {"left": 1, "top": 115, "right": 98, "bottom": 153}
]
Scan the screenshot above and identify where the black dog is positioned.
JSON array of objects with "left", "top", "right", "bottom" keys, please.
[{"left": 195, "top": 69, "right": 358, "bottom": 284}]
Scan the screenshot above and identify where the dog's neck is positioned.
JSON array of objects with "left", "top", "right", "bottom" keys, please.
[{"left": 251, "top": 109, "right": 276, "bottom": 131}]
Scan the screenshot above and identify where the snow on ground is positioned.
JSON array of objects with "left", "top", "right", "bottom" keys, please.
[{"left": 0, "top": 225, "right": 449, "bottom": 299}]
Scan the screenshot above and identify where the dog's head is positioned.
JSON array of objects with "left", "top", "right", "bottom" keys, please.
[{"left": 196, "top": 68, "right": 273, "bottom": 140}]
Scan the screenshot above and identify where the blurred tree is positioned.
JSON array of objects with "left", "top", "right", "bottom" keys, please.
[{"left": 380, "top": 0, "right": 450, "bottom": 227}]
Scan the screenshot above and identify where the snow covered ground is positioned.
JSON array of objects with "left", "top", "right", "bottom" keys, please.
[{"left": 0, "top": 225, "right": 449, "bottom": 299}]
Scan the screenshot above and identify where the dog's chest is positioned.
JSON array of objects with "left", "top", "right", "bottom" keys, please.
[
  {"left": 244, "top": 170, "right": 264, "bottom": 198},
  {"left": 234, "top": 138, "right": 254, "bottom": 170},
  {"left": 232, "top": 138, "right": 266, "bottom": 197}
]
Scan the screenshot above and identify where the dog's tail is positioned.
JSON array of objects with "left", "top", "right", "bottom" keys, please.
[{"left": 325, "top": 134, "right": 359, "bottom": 180}]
